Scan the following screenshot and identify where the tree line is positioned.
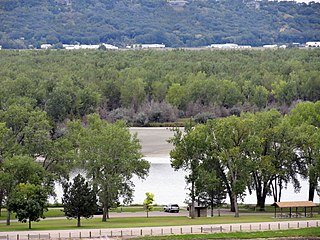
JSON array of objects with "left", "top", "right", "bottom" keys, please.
[
  {"left": 0, "top": 49, "right": 319, "bottom": 125},
  {"left": 170, "top": 101, "right": 320, "bottom": 218},
  {"left": 0, "top": 111, "right": 149, "bottom": 228},
  {"left": 1, "top": 0, "right": 320, "bottom": 49}
]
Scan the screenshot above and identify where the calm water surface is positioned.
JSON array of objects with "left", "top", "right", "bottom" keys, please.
[{"left": 51, "top": 127, "right": 318, "bottom": 205}]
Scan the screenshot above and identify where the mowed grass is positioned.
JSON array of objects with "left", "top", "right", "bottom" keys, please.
[
  {"left": 1, "top": 214, "right": 320, "bottom": 232},
  {"left": 0, "top": 207, "right": 167, "bottom": 220},
  {"left": 141, "top": 227, "right": 320, "bottom": 239}
]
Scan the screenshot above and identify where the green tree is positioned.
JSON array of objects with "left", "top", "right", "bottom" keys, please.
[
  {"left": 0, "top": 155, "right": 48, "bottom": 225},
  {"left": 205, "top": 115, "right": 253, "bottom": 217},
  {"left": 166, "top": 83, "right": 186, "bottom": 109},
  {"left": 195, "top": 167, "right": 226, "bottom": 217},
  {"left": 120, "top": 78, "right": 146, "bottom": 111},
  {"left": 169, "top": 123, "right": 208, "bottom": 219},
  {"left": 247, "top": 110, "right": 280, "bottom": 211},
  {"left": 68, "top": 114, "right": 149, "bottom": 222},
  {"left": 8, "top": 183, "right": 48, "bottom": 229},
  {"left": 62, "top": 174, "right": 97, "bottom": 227},
  {"left": 252, "top": 86, "right": 269, "bottom": 109},
  {"left": 143, "top": 192, "right": 154, "bottom": 218},
  {"left": 289, "top": 101, "right": 320, "bottom": 201}
]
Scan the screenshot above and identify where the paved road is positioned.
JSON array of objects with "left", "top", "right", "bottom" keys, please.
[{"left": 1, "top": 219, "right": 319, "bottom": 239}]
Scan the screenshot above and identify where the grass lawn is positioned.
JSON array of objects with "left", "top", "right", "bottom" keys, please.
[
  {"left": 140, "top": 227, "right": 320, "bottom": 239},
  {"left": 0, "top": 207, "right": 167, "bottom": 221},
  {"left": 1, "top": 214, "right": 320, "bottom": 232}
]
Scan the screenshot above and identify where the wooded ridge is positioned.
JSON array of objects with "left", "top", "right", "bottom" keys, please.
[{"left": 1, "top": 0, "right": 319, "bottom": 49}]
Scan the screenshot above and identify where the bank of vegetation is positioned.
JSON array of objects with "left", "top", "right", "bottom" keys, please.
[
  {"left": 1, "top": 49, "right": 320, "bottom": 125},
  {"left": 1, "top": 0, "right": 320, "bottom": 48},
  {"left": 0, "top": 49, "right": 319, "bottom": 228}
]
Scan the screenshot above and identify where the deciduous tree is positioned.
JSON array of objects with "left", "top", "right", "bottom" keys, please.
[
  {"left": 8, "top": 183, "right": 48, "bottom": 229},
  {"left": 68, "top": 114, "right": 149, "bottom": 222}
]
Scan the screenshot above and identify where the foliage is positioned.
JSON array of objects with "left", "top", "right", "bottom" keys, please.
[
  {"left": 169, "top": 123, "right": 208, "bottom": 218},
  {"left": 7, "top": 183, "right": 48, "bottom": 229},
  {"left": 143, "top": 192, "right": 154, "bottom": 218},
  {"left": 0, "top": 50, "right": 320, "bottom": 124},
  {"left": 62, "top": 174, "right": 97, "bottom": 227},
  {"left": 0, "top": 155, "right": 50, "bottom": 225},
  {"left": 68, "top": 114, "right": 150, "bottom": 222},
  {"left": 1, "top": 0, "right": 320, "bottom": 48}
]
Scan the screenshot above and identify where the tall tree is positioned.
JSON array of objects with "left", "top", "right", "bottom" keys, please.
[
  {"left": 289, "top": 101, "right": 320, "bottom": 201},
  {"left": 62, "top": 174, "right": 97, "bottom": 227},
  {"left": 205, "top": 115, "right": 253, "bottom": 217},
  {"left": 169, "top": 123, "right": 208, "bottom": 219},
  {"left": 68, "top": 114, "right": 149, "bottom": 222},
  {"left": 247, "top": 110, "right": 282, "bottom": 211}
]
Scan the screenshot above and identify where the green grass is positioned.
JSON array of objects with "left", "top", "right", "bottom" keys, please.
[
  {"left": 110, "top": 206, "right": 165, "bottom": 213},
  {"left": 0, "top": 206, "right": 168, "bottom": 220},
  {"left": 1, "top": 214, "right": 319, "bottom": 232},
  {"left": 140, "top": 227, "right": 320, "bottom": 239}
]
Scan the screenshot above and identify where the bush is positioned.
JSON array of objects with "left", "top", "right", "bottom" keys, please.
[{"left": 194, "top": 112, "right": 216, "bottom": 124}]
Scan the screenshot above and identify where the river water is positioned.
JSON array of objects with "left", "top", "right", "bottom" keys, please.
[{"left": 51, "top": 127, "right": 318, "bottom": 206}]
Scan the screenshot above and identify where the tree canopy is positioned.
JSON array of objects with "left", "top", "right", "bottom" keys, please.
[
  {"left": 62, "top": 174, "right": 97, "bottom": 227},
  {"left": 1, "top": 0, "right": 320, "bottom": 48}
]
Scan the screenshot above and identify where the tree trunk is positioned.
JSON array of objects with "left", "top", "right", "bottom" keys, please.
[
  {"left": 210, "top": 191, "right": 214, "bottom": 217},
  {"left": 102, "top": 208, "right": 107, "bottom": 222},
  {"left": 6, "top": 210, "right": 11, "bottom": 226},
  {"left": 102, "top": 203, "right": 107, "bottom": 222},
  {"left": 29, "top": 219, "right": 31, "bottom": 229},
  {"left": 233, "top": 192, "right": 239, "bottom": 217},
  {"left": 228, "top": 193, "right": 235, "bottom": 212},
  {"left": 77, "top": 216, "right": 81, "bottom": 227},
  {"left": 0, "top": 190, "right": 3, "bottom": 216},
  {"left": 257, "top": 196, "right": 266, "bottom": 211},
  {"left": 190, "top": 181, "right": 195, "bottom": 219},
  {"left": 308, "top": 179, "right": 316, "bottom": 202}
]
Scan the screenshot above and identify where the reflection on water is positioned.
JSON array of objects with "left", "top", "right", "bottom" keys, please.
[
  {"left": 132, "top": 163, "right": 187, "bottom": 205},
  {"left": 51, "top": 159, "right": 317, "bottom": 205}
]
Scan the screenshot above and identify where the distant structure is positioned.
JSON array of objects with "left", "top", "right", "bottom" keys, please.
[
  {"left": 305, "top": 41, "right": 320, "bottom": 48},
  {"left": 40, "top": 44, "right": 52, "bottom": 49},
  {"left": 63, "top": 43, "right": 118, "bottom": 50},
  {"left": 167, "top": 0, "right": 188, "bottom": 7},
  {"left": 128, "top": 44, "right": 166, "bottom": 49},
  {"left": 263, "top": 44, "right": 278, "bottom": 49},
  {"left": 0, "top": 45, "right": 2, "bottom": 50},
  {"left": 55, "top": 0, "right": 71, "bottom": 5},
  {"left": 208, "top": 43, "right": 251, "bottom": 49}
]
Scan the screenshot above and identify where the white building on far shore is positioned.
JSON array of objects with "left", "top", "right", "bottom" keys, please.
[
  {"left": 263, "top": 44, "right": 278, "bottom": 49},
  {"left": 62, "top": 43, "right": 118, "bottom": 50},
  {"left": 40, "top": 44, "right": 52, "bottom": 49},
  {"left": 208, "top": 43, "right": 251, "bottom": 49},
  {"left": 128, "top": 44, "right": 166, "bottom": 49},
  {"left": 305, "top": 41, "right": 320, "bottom": 48}
]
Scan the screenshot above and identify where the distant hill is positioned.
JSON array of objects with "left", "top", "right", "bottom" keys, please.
[{"left": 0, "top": 0, "right": 319, "bottom": 49}]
